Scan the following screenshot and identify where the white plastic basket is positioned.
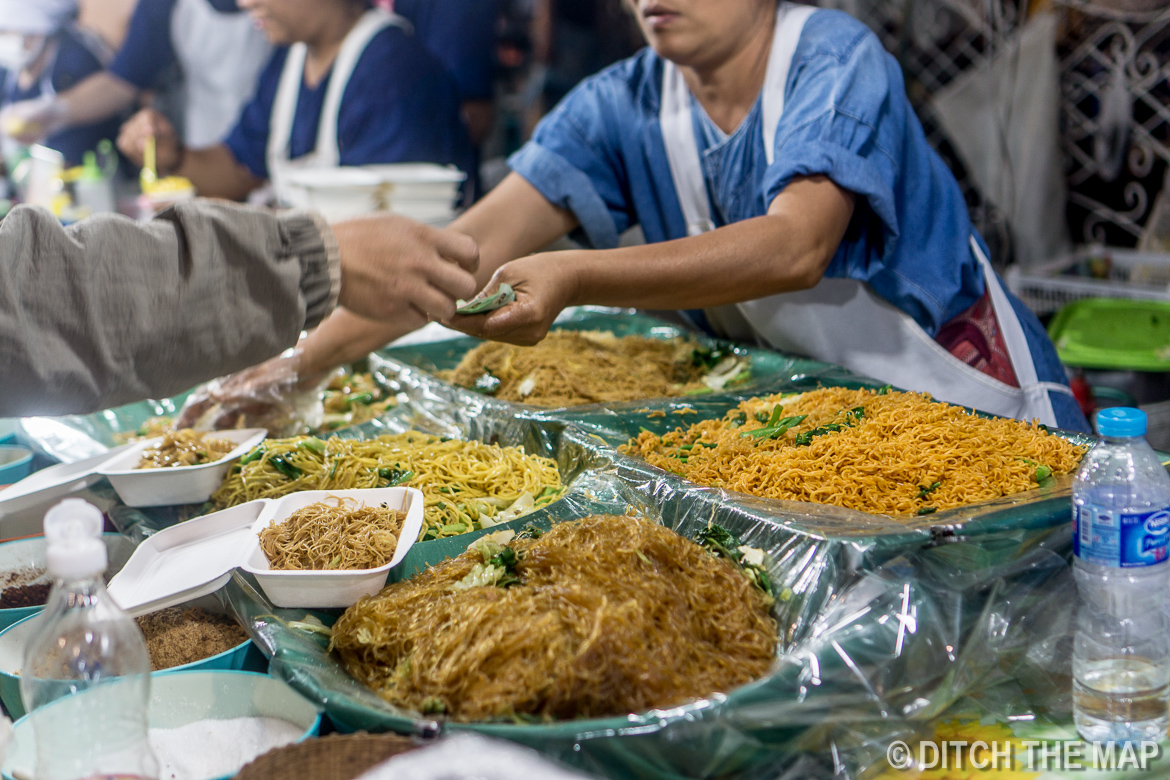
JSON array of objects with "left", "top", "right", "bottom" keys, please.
[{"left": 1006, "top": 247, "right": 1170, "bottom": 316}]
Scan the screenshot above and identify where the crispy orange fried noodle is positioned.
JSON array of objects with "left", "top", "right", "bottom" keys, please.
[
  {"left": 619, "top": 388, "right": 1087, "bottom": 517},
  {"left": 330, "top": 515, "right": 777, "bottom": 722}
]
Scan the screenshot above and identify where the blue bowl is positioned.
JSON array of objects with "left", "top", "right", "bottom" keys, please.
[
  {"left": 0, "top": 448, "right": 31, "bottom": 485},
  {"left": 0, "top": 534, "right": 136, "bottom": 635},
  {"left": 0, "top": 594, "right": 254, "bottom": 719},
  {"left": 3, "top": 670, "right": 321, "bottom": 780}
]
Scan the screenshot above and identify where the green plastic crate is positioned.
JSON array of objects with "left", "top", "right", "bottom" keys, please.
[{"left": 1049, "top": 297, "right": 1170, "bottom": 371}]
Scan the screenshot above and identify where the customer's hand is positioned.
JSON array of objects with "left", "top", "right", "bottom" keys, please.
[
  {"left": 0, "top": 96, "right": 66, "bottom": 145},
  {"left": 117, "top": 108, "right": 183, "bottom": 174},
  {"left": 447, "top": 252, "right": 579, "bottom": 346},
  {"left": 332, "top": 213, "right": 480, "bottom": 324},
  {"left": 175, "top": 350, "right": 331, "bottom": 435}
]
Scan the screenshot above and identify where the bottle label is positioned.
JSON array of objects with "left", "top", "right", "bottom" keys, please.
[{"left": 1074, "top": 506, "right": 1170, "bottom": 567}]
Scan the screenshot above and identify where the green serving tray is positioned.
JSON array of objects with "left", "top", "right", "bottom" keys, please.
[{"left": 1049, "top": 297, "right": 1170, "bottom": 371}]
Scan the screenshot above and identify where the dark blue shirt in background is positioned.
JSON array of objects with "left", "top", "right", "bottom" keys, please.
[
  {"left": 223, "top": 26, "right": 474, "bottom": 187},
  {"left": 394, "top": 0, "right": 499, "bottom": 101},
  {"left": 1, "top": 28, "right": 122, "bottom": 166},
  {"left": 109, "top": 0, "right": 243, "bottom": 89}
]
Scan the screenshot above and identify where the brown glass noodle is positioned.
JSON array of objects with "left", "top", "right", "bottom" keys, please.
[
  {"left": 259, "top": 496, "right": 406, "bottom": 571},
  {"left": 443, "top": 331, "right": 714, "bottom": 407},
  {"left": 212, "top": 434, "right": 563, "bottom": 540},
  {"left": 330, "top": 514, "right": 777, "bottom": 722},
  {"left": 620, "top": 388, "right": 1088, "bottom": 517},
  {"left": 136, "top": 429, "right": 235, "bottom": 468}
]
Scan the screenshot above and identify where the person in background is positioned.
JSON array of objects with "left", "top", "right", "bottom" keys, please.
[
  {"left": 1, "top": 0, "right": 271, "bottom": 155},
  {"left": 390, "top": 0, "right": 501, "bottom": 148},
  {"left": 0, "top": 201, "right": 479, "bottom": 417},
  {"left": 116, "top": 0, "right": 475, "bottom": 203},
  {"left": 0, "top": 0, "right": 122, "bottom": 167}
]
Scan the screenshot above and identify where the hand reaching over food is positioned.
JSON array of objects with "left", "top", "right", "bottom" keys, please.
[
  {"left": 333, "top": 213, "right": 480, "bottom": 325},
  {"left": 176, "top": 350, "right": 332, "bottom": 435}
]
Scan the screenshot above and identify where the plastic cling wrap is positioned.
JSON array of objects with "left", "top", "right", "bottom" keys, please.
[{"left": 222, "top": 455, "right": 1099, "bottom": 779}]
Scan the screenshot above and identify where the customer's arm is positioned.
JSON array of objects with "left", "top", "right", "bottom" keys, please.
[{"left": 0, "top": 202, "right": 478, "bottom": 416}]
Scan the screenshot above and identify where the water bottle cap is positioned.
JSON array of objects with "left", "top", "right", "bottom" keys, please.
[
  {"left": 1096, "top": 407, "right": 1148, "bottom": 438},
  {"left": 42, "top": 499, "right": 107, "bottom": 579}
]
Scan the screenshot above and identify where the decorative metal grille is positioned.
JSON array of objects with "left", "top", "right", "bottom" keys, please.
[{"left": 1058, "top": 0, "right": 1170, "bottom": 247}]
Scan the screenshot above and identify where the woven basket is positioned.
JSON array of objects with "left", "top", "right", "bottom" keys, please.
[{"left": 234, "top": 733, "right": 418, "bottom": 780}]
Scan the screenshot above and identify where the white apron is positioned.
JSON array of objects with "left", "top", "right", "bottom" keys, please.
[
  {"left": 659, "top": 2, "right": 1070, "bottom": 426},
  {"left": 171, "top": 0, "right": 272, "bottom": 149},
  {"left": 265, "top": 8, "right": 406, "bottom": 203}
]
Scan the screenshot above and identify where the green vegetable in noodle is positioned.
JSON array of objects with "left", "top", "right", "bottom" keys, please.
[
  {"left": 917, "top": 481, "right": 941, "bottom": 500},
  {"left": 297, "top": 438, "right": 326, "bottom": 455},
  {"left": 268, "top": 455, "right": 302, "bottom": 480},
  {"left": 917, "top": 507, "right": 938, "bottom": 516},
  {"left": 240, "top": 446, "right": 265, "bottom": 465},
  {"left": 378, "top": 468, "right": 414, "bottom": 487}
]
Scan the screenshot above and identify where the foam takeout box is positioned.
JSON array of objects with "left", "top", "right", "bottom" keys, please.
[{"left": 107, "top": 487, "right": 424, "bottom": 611}]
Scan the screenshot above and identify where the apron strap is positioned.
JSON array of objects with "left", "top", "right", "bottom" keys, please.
[
  {"left": 266, "top": 43, "right": 308, "bottom": 176},
  {"left": 762, "top": 4, "right": 815, "bottom": 166},
  {"left": 968, "top": 235, "right": 1066, "bottom": 424},
  {"left": 315, "top": 8, "right": 407, "bottom": 168},
  {"left": 660, "top": 2, "right": 814, "bottom": 236}
]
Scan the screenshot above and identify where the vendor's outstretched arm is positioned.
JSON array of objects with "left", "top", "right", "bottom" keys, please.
[
  {"left": 449, "top": 175, "right": 855, "bottom": 344},
  {"left": 290, "top": 173, "right": 577, "bottom": 376}
]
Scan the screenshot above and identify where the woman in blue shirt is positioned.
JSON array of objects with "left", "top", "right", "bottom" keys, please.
[
  {"left": 223, "top": 0, "right": 1088, "bottom": 431},
  {"left": 117, "top": 0, "right": 474, "bottom": 203}
]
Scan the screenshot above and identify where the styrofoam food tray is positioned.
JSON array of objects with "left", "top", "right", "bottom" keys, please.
[
  {"left": 107, "top": 501, "right": 268, "bottom": 616},
  {"left": 244, "top": 488, "right": 424, "bottom": 609},
  {"left": 107, "top": 488, "right": 424, "bottom": 613},
  {"left": 98, "top": 428, "right": 267, "bottom": 507}
]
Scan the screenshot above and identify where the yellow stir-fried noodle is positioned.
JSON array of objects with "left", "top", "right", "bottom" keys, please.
[
  {"left": 135, "top": 429, "right": 235, "bottom": 468},
  {"left": 330, "top": 515, "right": 778, "bottom": 722},
  {"left": 259, "top": 496, "right": 406, "bottom": 571},
  {"left": 443, "top": 331, "right": 747, "bottom": 407},
  {"left": 212, "top": 433, "right": 564, "bottom": 540},
  {"left": 619, "top": 388, "right": 1087, "bottom": 517}
]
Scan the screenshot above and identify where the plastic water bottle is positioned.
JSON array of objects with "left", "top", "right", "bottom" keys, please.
[
  {"left": 1072, "top": 408, "right": 1170, "bottom": 743},
  {"left": 20, "top": 499, "right": 159, "bottom": 780}
]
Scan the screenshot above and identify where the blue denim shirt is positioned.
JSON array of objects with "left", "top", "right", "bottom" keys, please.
[{"left": 508, "top": 8, "right": 987, "bottom": 337}]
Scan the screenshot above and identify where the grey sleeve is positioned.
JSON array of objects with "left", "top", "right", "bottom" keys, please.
[{"left": 0, "top": 200, "right": 341, "bottom": 416}]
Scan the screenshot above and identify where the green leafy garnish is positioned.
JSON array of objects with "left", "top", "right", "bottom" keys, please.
[
  {"left": 917, "top": 507, "right": 938, "bottom": 516},
  {"left": 917, "top": 481, "right": 941, "bottom": 500},
  {"left": 378, "top": 468, "right": 414, "bottom": 487}
]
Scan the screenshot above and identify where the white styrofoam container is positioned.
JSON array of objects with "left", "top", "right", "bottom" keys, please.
[
  {"left": 244, "top": 488, "right": 423, "bottom": 609},
  {"left": 0, "top": 443, "right": 135, "bottom": 519},
  {"left": 282, "top": 167, "right": 384, "bottom": 222},
  {"left": 106, "top": 488, "right": 423, "bottom": 613},
  {"left": 362, "top": 163, "right": 466, "bottom": 199},
  {"left": 98, "top": 428, "right": 267, "bottom": 508},
  {"left": 107, "top": 501, "right": 268, "bottom": 617}
]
